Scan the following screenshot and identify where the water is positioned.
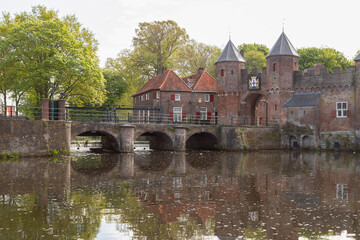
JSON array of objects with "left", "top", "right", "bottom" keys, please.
[{"left": 0, "top": 151, "right": 360, "bottom": 239}]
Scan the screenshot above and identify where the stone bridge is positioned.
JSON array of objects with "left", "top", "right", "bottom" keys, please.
[
  {"left": 71, "top": 122, "right": 220, "bottom": 152},
  {"left": 0, "top": 119, "right": 281, "bottom": 156}
]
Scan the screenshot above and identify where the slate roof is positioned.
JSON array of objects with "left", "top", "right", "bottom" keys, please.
[
  {"left": 132, "top": 69, "right": 191, "bottom": 96},
  {"left": 266, "top": 32, "right": 299, "bottom": 58},
  {"left": 215, "top": 39, "right": 246, "bottom": 64},
  {"left": 282, "top": 93, "right": 321, "bottom": 108},
  {"left": 182, "top": 70, "right": 217, "bottom": 92},
  {"left": 354, "top": 52, "right": 360, "bottom": 61}
]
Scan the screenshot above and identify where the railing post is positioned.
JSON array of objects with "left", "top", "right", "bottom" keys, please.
[
  {"left": 41, "top": 98, "right": 50, "bottom": 121},
  {"left": 58, "top": 99, "right": 66, "bottom": 121}
]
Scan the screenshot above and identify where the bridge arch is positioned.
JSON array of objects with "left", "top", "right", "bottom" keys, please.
[
  {"left": 136, "top": 131, "right": 173, "bottom": 151},
  {"left": 186, "top": 132, "right": 218, "bottom": 150},
  {"left": 71, "top": 128, "right": 120, "bottom": 152}
]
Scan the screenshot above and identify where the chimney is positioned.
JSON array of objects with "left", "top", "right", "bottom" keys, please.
[{"left": 197, "top": 67, "right": 204, "bottom": 75}]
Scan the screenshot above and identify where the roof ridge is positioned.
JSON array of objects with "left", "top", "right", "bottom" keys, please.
[
  {"left": 159, "top": 69, "right": 172, "bottom": 90},
  {"left": 192, "top": 72, "right": 204, "bottom": 90}
]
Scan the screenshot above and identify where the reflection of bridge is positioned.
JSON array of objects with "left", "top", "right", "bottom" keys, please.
[{"left": 2, "top": 152, "right": 360, "bottom": 239}]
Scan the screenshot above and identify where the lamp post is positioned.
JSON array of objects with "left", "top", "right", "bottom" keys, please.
[{"left": 50, "top": 75, "right": 55, "bottom": 120}]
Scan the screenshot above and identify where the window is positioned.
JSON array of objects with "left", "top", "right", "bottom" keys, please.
[
  {"left": 141, "top": 95, "right": 144, "bottom": 101},
  {"left": 175, "top": 94, "right": 180, "bottom": 101},
  {"left": 156, "top": 91, "right": 160, "bottom": 99},
  {"left": 145, "top": 93, "right": 149, "bottom": 101},
  {"left": 273, "top": 63, "right": 277, "bottom": 72},
  {"left": 205, "top": 94, "right": 210, "bottom": 102},
  {"left": 336, "top": 102, "right": 347, "bottom": 118},
  {"left": 231, "top": 70, "right": 234, "bottom": 75},
  {"left": 336, "top": 184, "right": 348, "bottom": 200},
  {"left": 200, "top": 107, "right": 207, "bottom": 120},
  {"left": 221, "top": 69, "right": 224, "bottom": 76},
  {"left": 275, "top": 105, "right": 277, "bottom": 111},
  {"left": 173, "top": 107, "right": 182, "bottom": 122},
  {"left": 173, "top": 177, "right": 183, "bottom": 188}
]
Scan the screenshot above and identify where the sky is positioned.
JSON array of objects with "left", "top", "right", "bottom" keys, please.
[{"left": 2, "top": 0, "right": 360, "bottom": 67}]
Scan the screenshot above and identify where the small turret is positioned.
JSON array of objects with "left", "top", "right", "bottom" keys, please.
[
  {"left": 215, "top": 39, "right": 246, "bottom": 92},
  {"left": 266, "top": 32, "right": 299, "bottom": 90}
]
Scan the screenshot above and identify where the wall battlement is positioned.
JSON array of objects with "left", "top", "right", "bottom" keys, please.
[{"left": 294, "top": 64, "right": 355, "bottom": 90}]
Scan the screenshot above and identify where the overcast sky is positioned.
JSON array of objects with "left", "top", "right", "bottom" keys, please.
[{"left": 2, "top": 0, "right": 359, "bottom": 67}]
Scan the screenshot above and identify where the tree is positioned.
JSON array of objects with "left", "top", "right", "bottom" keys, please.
[
  {"left": 238, "top": 43, "right": 269, "bottom": 72},
  {"left": 105, "top": 49, "right": 144, "bottom": 106},
  {"left": 297, "top": 47, "right": 352, "bottom": 73},
  {"left": 1, "top": 6, "right": 106, "bottom": 107},
  {"left": 102, "top": 69, "right": 128, "bottom": 106},
  {"left": 173, "top": 39, "right": 221, "bottom": 77},
  {"left": 132, "top": 20, "right": 188, "bottom": 78}
]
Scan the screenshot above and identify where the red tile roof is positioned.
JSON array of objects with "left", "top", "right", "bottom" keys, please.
[
  {"left": 133, "top": 69, "right": 191, "bottom": 96},
  {"left": 182, "top": 70, "right": 216, "bottom": 92}
]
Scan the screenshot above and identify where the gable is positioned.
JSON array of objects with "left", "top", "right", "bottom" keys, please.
[
  {"left": 192, "top": 71, "right": 216, "bottom": 91},
  {"left": 160, "top": 70, "right": 191, "bottom": 92}
]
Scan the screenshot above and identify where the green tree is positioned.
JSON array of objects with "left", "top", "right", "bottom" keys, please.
[
  {"left": 132, "top": 20, "right": 188, "bottom": 78},
  {"left": 102, "top": 69, "right": 128, "bottom": 106},
  {"left": 238, "top": 43, "right": 269, "bottom": 72},
  {"left": 173, "top": 39, "right": 221, "bottom": 77},
  {"left": 298, "top": 47, "right": 352, "bottom": 73},
  {"left": 1, "top": 6, "right": 105, "bottom": 107},
  {"left": 105, "top": 49, "right": 143, "bottom": 106}
]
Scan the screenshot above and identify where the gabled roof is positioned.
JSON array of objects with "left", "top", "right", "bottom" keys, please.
[
  {"left": 266, "top": 32, "right": 299, "bottom": 58},
  {"left": 182, "top": 70, "right": 216, "bottom": 92},
  {"left": 354, "top": 52, "right": 360, "bottom": 61},
  {"left": 215, "top": 39, "right": 246, "bottom": 64},
  {"left": 282, "top": 93, "right": 321, "bottom": 108},
  {"left": 133, "top": 69, "right": 191, "bottom": 96}
]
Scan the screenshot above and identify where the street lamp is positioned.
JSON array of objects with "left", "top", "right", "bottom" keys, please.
[{"left": 50, "top": 75, "right": 55, "bottom": 120}]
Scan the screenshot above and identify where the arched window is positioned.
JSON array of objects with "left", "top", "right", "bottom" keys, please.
[{"left": 273, "top": 63, "right": 277, "bottom": 72}]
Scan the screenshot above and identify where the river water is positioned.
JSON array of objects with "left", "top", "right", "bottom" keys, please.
[{"left": 1, "top": 151, "right": 360, "bottom": 239}]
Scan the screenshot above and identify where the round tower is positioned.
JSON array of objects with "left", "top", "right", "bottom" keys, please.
[
  {"left": 214, "top": 39, "right": 246, "bottom": 122},
  {"left": 215, "top": 39, "right": 246, "bottom": 93},
  {"left": 266, "top": 32, "right": 299, "bottom": 90}
]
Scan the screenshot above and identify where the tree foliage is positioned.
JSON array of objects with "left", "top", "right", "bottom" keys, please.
[
  {"left": 173, "top": 39, "right": 221, "bottom": 77},
  {"left": 0, "top": 5, "right": 106, "bottom": 108},
  {"left": 238, "top": 43, "right": 269, "bottom": 72},
  {"left": 132, "top": 20, "right": 188, "bottom": 78},
  {"left": 297, "top": 47, "right": 352, "bottom": 73},
  {"left": 102, "top": 69, "right": 128, "bottom": 106}
]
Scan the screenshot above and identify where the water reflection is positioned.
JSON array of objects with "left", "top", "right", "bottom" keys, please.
[{"left": 0, "top": 151, "right": 360, "bottom": 239}]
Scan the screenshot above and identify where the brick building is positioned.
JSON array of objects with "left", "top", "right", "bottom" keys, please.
[
  {"left": 132, "top": 68, "right": 216, "bottom": 123},
  {"left": 216, "top": 31, "right": 360, "bottom": 149},
  {"left": 133, "top": 31, "right": 360, "bottom": 149}
]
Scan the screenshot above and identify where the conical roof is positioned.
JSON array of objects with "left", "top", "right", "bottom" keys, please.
[
  {"left": 354, "top": 52, "right": 360, "bottom": 61},
  {"left": 266, "top": 32, "right": 299, "bottom": 58},
  {"left": 215, "top": 39, "right": 246, "bottom": 64}
]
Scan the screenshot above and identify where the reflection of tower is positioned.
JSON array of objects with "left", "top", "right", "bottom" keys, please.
[
  {"left": 172, "top": 152, "right": 187, "bottom": 175},
  {"left": 119, "top": 153, "right": 134, "bottom": 178}
]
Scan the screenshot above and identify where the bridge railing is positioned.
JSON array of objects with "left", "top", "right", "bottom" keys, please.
[{"left": 2, "top": 106, "right": 280, "bottom": 127}]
